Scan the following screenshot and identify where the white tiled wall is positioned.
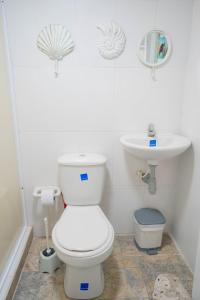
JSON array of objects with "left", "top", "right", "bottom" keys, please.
[
  {"left": 4, "top": 0, "right": 193, "bottom": 235},
  {"left": 172, "top": 0, "right": 200, "bottom": 272}
]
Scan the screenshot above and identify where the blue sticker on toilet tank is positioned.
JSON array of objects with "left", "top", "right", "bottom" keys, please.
[
  {"left": 80, "top": 283, "right": 89, "bottom": 290},
  {"left": 80, "top": 173, "right": 88, "bottom": 181},
  {"left": 149, "top": 139, "right": 157, "bottom": 147}
]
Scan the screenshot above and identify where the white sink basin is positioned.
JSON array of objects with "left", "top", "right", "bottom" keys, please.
[{"left": 120, "top": 133, "right": 191, "bottom": 163}]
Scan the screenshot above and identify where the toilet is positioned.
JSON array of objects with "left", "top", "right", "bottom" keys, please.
[{"left": 52, "top": 153, "right": 114, "bottom": 299}]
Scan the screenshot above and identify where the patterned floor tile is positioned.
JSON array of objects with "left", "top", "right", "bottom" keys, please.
[
  {"left": 102, "top": 268, "right": 131, "bottom": 299},
  {"left": 28, "top": 237, "right": 42, "bottom": 255},
  {"left": 54, "top": 263, "right": 65, "bottom": 285},
  {"left": 13, "top": 272, "right": 42, "bottom": 300},
  {"left": 124, "top": 267, "right": 149, "bottom": 299},
  {"left": 117, "top": 235, "right": 142, "bottom": 257},
  {"left": 51, "top": 283, "right": 71, "bottom": 300},
  {"left": 116, "top": 234, "right": 179, "bottom": 258},
  {"left": 38, "top": 284, "right": 55, "bottom": 300},
  {"left": 103, "top": 254, "right": 124, "bottom": 270},
  {"left": 181, "top": 280, "right": 193, "bottom": 296},
  {"left": 121, "top": 255, "right": 139, "bottom": 268},
  {"left": 159, "top": 234, "right": 179, "bottom": 256},
  {"left": 112, "top": 238, "right": 122, "bottom": 256},
  {"left": 14, "top": 235, "right": 193, "bottom": 300},
  {"left": 23, "top": 253, "right": 39, "bottom": 272}
]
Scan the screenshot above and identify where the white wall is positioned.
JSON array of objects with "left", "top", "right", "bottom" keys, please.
[
  {"left": 193, "top": 231, "right": 200, "bottom": 299},
  {"left": 4, "top": 0, "right": 193, "bottom": 236},
  {"left": 172, "top": 0, "right": 200, "bottom": 272}
]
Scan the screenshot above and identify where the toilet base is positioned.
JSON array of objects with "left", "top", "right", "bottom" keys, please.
[{"left": 64, "top": 264, "right": 104, "bottom": 299}]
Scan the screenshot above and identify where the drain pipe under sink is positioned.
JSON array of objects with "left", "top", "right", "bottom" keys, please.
[{"left": 137, "top": 164, "right": 157, "bottom": 194}]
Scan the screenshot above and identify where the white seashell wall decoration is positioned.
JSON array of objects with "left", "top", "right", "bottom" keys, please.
[
  {"left": 97, "top": 21, "right": 126, "bottom": 59},
  {"left": 37, "top": 24, "right": 75, "bottom": 77}
]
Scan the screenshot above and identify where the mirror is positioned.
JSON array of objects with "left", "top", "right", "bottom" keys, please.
[{"left": 138, "top": 30, "right": 171, "bottom": 68}]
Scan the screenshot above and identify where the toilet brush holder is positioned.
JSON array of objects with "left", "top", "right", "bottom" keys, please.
[
  {"left": 39, "top": 248, "right": 60, "bottom": 273},
  {"left": 39, "top": 217, "right": 60, "bottom": 273}
]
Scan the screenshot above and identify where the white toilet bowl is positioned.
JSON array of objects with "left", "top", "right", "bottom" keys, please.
[
  {"left": 52, "top": 205, "right": 114, "bottom": 299},
  {"left": 52, "top": 152, "right": 114, "bottom": 299}
]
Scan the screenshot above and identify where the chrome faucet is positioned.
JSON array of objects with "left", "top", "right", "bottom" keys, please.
[{"left": 148, "top": 123, "right": 156, "bottom": 137}]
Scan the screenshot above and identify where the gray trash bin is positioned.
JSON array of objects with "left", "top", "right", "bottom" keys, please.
[{"left": 134, "top": 208, "right": 166, "bottom": 250}]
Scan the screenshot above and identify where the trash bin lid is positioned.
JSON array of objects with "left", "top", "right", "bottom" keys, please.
[{"left": 134, "top": 208, "right": 166, "bottom": 225}]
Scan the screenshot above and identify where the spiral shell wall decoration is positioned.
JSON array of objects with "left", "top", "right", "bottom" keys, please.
[
  {"left": 97, "top": 22, "right": 126, "bottom": 59},
  {"left": 37, "top": 24, "right": 75, "bottom": 77}
]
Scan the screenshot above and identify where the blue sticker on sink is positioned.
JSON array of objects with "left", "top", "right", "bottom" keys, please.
[
  {"left": 149, "top": 139, "right": 157, "bottom": 147},
  {"left": 80, "top": 283, "right": 89, "bottom": 290},
  {"left": 80, "top": 173, "right": 88, "bottom": 181}
]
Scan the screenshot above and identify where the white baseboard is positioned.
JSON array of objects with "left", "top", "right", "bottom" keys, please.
[{"left": 0, "top": 226, "right": 32, "bottom": 300}]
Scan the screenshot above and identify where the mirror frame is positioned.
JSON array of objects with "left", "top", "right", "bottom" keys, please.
[{"left": 137, "top": 30, "right": 172, "bottom": 68}]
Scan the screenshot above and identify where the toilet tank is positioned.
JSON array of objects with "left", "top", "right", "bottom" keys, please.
[{"left": 57, "top": 153, "right": 106, "bottom": 206}]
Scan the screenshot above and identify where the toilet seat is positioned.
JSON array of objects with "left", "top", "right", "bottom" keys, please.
[
  {"left": 52, "top": 206, "right": 114, "bottom": 267},
  {"left": 55, "top": 206, "right": 110, "bottom": 252}
]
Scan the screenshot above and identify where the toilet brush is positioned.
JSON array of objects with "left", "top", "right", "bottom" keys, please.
[
  {"left": 43, "top": 217, "right": 54, "bottom": 256},
  {"left": 39, "top": 217, "right": 60, "bottom": 273}
]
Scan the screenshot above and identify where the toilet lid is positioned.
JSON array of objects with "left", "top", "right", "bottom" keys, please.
[{"left": 55, "top": 206, "right": 110, "bottom": 252}]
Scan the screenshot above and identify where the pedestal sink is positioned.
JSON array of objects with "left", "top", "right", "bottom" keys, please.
[
  {"left": 120, "top": 132, "right": 191, "bottom": 194},
  {"left": 120, "top": 133, "right": 191, "bottom": 165}
]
